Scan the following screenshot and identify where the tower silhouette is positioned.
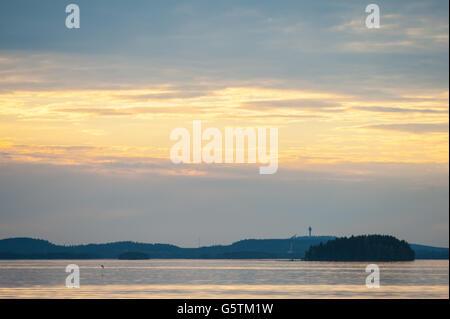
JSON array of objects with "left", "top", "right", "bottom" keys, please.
[{"left": 308, "top": 226, "right": 312, "bottom": 237}]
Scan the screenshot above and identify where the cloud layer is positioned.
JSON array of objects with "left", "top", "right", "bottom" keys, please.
[{"left": 0, "top": 0, "right": 448, "bottom": 246}]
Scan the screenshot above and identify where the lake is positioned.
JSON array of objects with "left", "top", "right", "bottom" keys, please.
[{"left": 0, "top": 259, "right": 447, "bottom": 298}]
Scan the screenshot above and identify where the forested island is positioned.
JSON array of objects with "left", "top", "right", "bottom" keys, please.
[
  {"left": 118, "top": 251, "right": 150, "bottom": 260},
  {"left": 304, "top": 235, "right": 415, "bottom": 261}
]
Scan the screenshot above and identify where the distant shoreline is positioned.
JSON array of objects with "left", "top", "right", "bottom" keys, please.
[
  {"left": 0, "top": 258, "right": 446, "bottom": 261},
  {"left": 1, "top": 236, "right": 448, "bottom": 260}
]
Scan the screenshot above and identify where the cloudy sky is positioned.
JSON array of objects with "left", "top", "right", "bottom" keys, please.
[{"left": 0, "top": 0, "right": 448, "bottom": 247}]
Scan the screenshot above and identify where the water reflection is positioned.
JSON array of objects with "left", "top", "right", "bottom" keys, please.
[{"left": 0, "top": 259, "right": 447, "bottom": 298}]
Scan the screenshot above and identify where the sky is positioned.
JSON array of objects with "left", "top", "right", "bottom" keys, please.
[{"left": 0, "top": 0, "right": 448, "bottom": 247}]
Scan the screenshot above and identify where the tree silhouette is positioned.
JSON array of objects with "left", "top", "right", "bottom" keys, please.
[{"left": 304, "top": 235, "right": 415, "bottom": 261}]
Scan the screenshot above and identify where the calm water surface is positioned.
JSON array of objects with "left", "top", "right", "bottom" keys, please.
[{"left": 0, "top": 259, "right": 447, "bottom": 298}]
